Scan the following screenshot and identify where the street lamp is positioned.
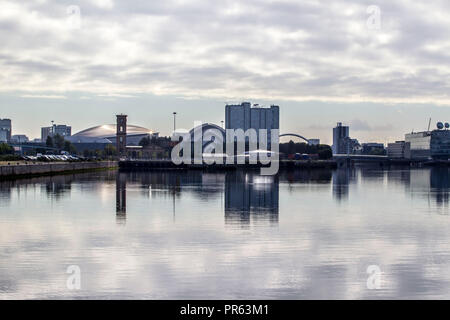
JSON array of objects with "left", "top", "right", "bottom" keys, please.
[{"left": 173, "top": 112, "right": 177, "bottom": 132}]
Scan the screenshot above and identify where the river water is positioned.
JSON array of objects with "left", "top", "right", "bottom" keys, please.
[{"left": 0, "top": 167, "right": 449, "bottom": 299}]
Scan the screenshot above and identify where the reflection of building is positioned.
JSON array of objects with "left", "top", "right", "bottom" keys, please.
[
  {"left": 403, "top": 167, "right": 449, "bottom": 207},
  {"left": 41, "top": 124, "right": 71, "bottom": 141},
  {"left": 430, "top": 167, "right": 450, "bottom": 206},
  {"left": 42, "top": 176, "right": 72, "bottom": 200},
  {"left": 0, "top": 118, "right": 12, "bottom": 142},
  {"left": 113, "top": 170, "right": 279, "bottom": 225},
  {"left": 225, "top": 171, "right": 279, "bottom": 224},
  {"left": 332, "top": 168, "right": 355, "bottom": 201},
  {"left": 280, "top": 169, "right": 332, "bottom": 184},
  {"left": 116, "top": 172, "right": 127, "bottom": 223}
]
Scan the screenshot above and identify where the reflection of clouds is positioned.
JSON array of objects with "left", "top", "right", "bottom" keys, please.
[{"left": 1, "top": 168, "right": 450, "bottom": 299}]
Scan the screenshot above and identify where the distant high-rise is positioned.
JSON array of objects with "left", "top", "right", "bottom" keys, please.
[
  {"left": 332, "top": 122, "right": 350, "bottom": 154},
  {"left": 41, "top": 124, "right": 72, "bottom": 141},
  {"left": 225, "top": 102, "right": 279, "bottom": 145},
  {"left": 0, "top": 118, "right": 12, "bottom": 142},
  {"left": 10, "top": 135, "right": 29, "bottom": 144},
  {"left": 116, "top": 114, "right": 128, "bottom": 156}
]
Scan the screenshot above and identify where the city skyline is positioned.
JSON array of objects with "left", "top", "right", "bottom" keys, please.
[
  {"left": 1, "top": 94, "right": 449, "bottom": 145},
  {"left": 2, "top": 0, "right": 450, "bottom": 304},
  {"left": 1, "top": 1, "right": 450, "bottom": 144}
]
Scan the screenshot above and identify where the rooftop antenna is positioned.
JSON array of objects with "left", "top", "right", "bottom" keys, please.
[{"left": 427, "top": 117, "right": 431, "bottom": 132}]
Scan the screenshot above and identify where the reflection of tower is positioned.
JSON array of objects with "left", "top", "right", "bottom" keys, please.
[
  {"left": 116, "top": 114, "right": 127, "bottom": 157},
  {"left": 116, "top": 172, "right": 127, "bottom": 223},
  {"left": 332, "top": 168, "right": 353, "bottom": 201},
  {"left": 225, "top": 171, "right": 279, "bottom": 225}
]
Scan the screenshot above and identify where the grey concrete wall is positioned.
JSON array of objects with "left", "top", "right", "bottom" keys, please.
[{"left": 0, "top": 161, "right": 118, "bottom": 177}]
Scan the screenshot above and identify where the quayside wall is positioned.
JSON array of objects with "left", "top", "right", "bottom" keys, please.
[{"left": 0, "top": 161, "right": 118, "bottom": 178}]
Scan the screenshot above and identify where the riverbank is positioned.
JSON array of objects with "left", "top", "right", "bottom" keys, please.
[{"left": 0, "top": 161, "right": 118, "bottom": 178}]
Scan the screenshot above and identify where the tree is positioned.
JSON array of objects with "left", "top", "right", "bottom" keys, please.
[
  {"left": 0, "top": 143, "right": 14, "bottom": 155},
  {"left": 139, "top": 136, "right": 151, "bottom": 147},
  {"left": 83, "top": 149, "right": 92, "bottom": 158},
  {"left": 369, "top": 148, "right": 386, "bottom": 156},
  {"left": 64, "top": 140, "right": 76, "bottom": 154},
  {"left": 53, "top": 134, "right": 65, "bottom": 149},
  {"left": 102, "top": 144, "right": 117, "bottom": 157},
  {"left": 46, "top": 136, "right": 54, "bottom": 147},
  {"left": 318, "top": 148, "right": 333, "bottom": 160},
  {"left": 279, "top": 142, "right": 333, "bottom": 159}
]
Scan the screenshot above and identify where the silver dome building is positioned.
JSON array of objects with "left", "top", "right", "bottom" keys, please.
[
  {"left": 67, "top": 124, "right": 158, "bottom": 152},
  {"left": 68, "top": 124, "right": 158, "bottom": 144}
]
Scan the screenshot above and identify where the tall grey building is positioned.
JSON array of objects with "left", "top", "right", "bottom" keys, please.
[
  {"left": 0, "top": 118, "right": 12, "bottom": 142},
  {"left": 41, "top": 124, "right": 72, "bottom": 141},
  {"left": 225, "top": 102, "right": 279, "bottom": 144},
  {"left": 332, "top": 122, "right": 350, "bottom": 154}
]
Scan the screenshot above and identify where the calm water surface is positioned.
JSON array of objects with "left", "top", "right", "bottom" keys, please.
[{"left": 0, "top": 167, "right": 449, "bottom": 299}]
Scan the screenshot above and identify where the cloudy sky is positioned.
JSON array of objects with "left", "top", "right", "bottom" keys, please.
[{"left": 1, "top": 0, "right": 450, "bottom": 143}]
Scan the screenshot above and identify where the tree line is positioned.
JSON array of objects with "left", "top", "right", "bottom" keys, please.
[{"left": 279, "top": 141, "right": 333, "bottom": 159}]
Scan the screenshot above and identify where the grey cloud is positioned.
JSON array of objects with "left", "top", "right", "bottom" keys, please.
[
  {"left": 1, "top": 0, "right": 450, "bottom": 103},
  {"left": 350, "top": 119, "right": 394, "bottom": 132}
]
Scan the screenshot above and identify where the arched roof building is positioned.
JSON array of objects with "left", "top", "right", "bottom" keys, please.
[{"left": 67, "top": 124, "right": 158, "bottom": 145}]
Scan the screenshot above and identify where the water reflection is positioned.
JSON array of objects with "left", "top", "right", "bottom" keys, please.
[
  {"left": 112, "top": 170, "right": 280, "bottom": 226},
  {"left": 116, "top": 172, "right": 127, "bottom": 224},
  {"left": 280, "top": 169, "right": 332, "bottom": 184},
  {"left": 43, "top": 176, "right": 72, "bottom": 200},
  {"left": 430, "top": 167, "right": 450, "bottom": 208},
  {"left": 0, "top": 167, "right": 449, "bottom": 213},
  {"left": 224, "top": 172, "right": 279, "bottom": 225},
  {"left": 332, "top": 167, "right": 356, "bottom": 201},
  {"left": 1, "top": 167, "right": 450, "bottom": 299}
]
